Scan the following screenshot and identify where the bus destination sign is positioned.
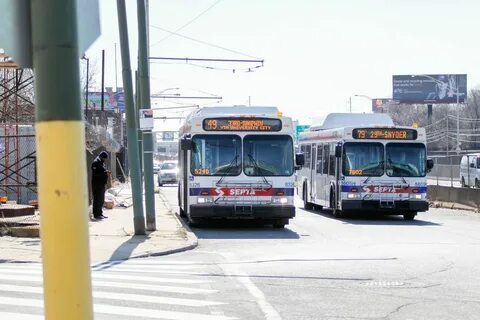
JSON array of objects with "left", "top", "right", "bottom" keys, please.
[
  {"left": 203, "top": 118, "right": 282, "bottom": 132},
  {"left": 352, "top": 128, "right": 417, "bottom": 140}
]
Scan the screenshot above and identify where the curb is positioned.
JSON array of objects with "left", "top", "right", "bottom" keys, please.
[
  {"left": 430, "top": 201, "right": 479, "bottom": 212},
  {"left": 7, "top": 226, "right": 40, "bottom": 238},
  {"left": 104, "top": 191, "right": 199, "bottom": 261}
]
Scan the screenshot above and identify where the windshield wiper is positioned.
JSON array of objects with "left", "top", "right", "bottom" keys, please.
[
  {"left": 247, "top": 154, "right": 271, "bottom": 188},
  {"left": 216, "top": 155, "right": 240, "bottom": 186}
]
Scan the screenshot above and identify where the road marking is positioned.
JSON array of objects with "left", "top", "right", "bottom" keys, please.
[
  {"left": 0, "top": 297, "right": 238, "bottom": 320},
  {"left": 0, "top": 264, "right": 206, "bottom": 277},
  {"left": 220, "top": 261, "right": 282, "bottom": 320},
  {"left": 0, "top": 274, "right": 216, "bottom": 294},
  {"left": 0, "top": 312, "right": 43, "bottom": 320},
  {"left": 0, "top": 284, "right": 224, "bottom": 307}
]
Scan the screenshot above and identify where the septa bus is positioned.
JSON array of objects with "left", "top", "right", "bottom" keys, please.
[
  {"left": 297, "top": 113, "right": 434, "bottom": 220},
  {"left": 178, "top": 106, "right": 301, "bottom": 228}
]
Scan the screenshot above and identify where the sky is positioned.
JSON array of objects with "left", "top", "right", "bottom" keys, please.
[{"left": 86, "top": 0, "right": 480, "bottom": 129}]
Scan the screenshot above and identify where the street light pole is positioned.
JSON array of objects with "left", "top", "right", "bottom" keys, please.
[
  {"left": 82, "top": 55, "right": 89, "bottom": 110},
  {"left": 456, "top": 74, "right": 460, "bottom": 154}
]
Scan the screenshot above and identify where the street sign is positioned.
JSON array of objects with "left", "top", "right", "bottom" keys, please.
[
  {"left": 0, "top": 0, "right": 100, "bottom": 67},
  {"left": 295, "top": 125, "right": 310, "bottom": 139},
  {"left": 139, "top": 109, "right": 154, "bottom": 130}
]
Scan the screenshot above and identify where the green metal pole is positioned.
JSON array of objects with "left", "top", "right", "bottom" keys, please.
[
  {"left": 117, "top": 0, "right": 146, "bottom": 235},
  {"left": 137, "top": 0, "right": 156, "bottom": 231},
  {"left": 30, "top": 0, "right": 93, "bottom": 318},
  {"left": 135, "top": 70, "right": 144, "bottom": 186}
]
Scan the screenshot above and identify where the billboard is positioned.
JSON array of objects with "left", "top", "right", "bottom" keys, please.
[{"left": 392, "top": 74, "right": 467, "bottom": 104}]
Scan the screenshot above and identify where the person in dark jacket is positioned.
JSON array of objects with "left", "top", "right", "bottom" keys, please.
[{"left": 91, "top": 151, "right": 109, "bottom": 219}]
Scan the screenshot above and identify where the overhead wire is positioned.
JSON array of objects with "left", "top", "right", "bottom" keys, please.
[
  {"left": 150, "top": 0, "right": 224, "bottom": 47},
  {"left": 149, "top": 25, "right": 262, "bottom": 60}
]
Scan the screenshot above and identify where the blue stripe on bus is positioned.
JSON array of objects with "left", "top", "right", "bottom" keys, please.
[
  {"left": 341, "top": 185, "right": 427, "bottom": 193},
  {"left": 189, "top": 188, "right": 295, "bottom": 196}
]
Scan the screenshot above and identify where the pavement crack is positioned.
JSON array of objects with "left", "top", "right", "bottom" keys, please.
[{"left": 383, "top": 301, "right": 421, "bottom": 319}]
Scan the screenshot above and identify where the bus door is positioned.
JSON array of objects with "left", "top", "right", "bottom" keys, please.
[
  {"left": 310, "top": 144, "right": 317, "bottom": 200},
  {"left": 315, "top": 144, "right": 324, "bottom": 203}
]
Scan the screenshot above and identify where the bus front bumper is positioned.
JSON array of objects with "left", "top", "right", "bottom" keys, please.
[
  {"left": 341, "top": 200, "right": 429, "bottom": 213},
  {"left": 189, "top": 205, "right": 295, "bottom": 219}
]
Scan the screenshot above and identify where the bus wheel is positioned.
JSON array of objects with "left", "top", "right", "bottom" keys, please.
[
  {"left": 178, "top": 186, "right": 186, "bottom": 218},
  {"left": 461, "top": 177, "right": 466, "bottom": 187},
  {"left": 273, "top": 219, "right": 286, "bottom": 229},
  {"left": 330, "top": 191, "right": 343, "bottom": 218},
  {"left": 188, "top": 216, "right": 203, "bottom": 227},
  {"left": 303, "top": 185, "right": 314, "bottom": 210},
  {"left": 403, "top": 212, "right": 416, "bottom": 221}
]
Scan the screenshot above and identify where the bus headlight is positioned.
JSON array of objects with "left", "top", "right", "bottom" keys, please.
[
  {"left": 273, "top": 197, "right": 288, "bottom": 204},
  {"left": 197, "top": 197, "right": 213, "bottom": 204},
  {"left": 409, "top": 194, "right": 422, "bottom": 200},
  {"left": 347, "top": 193, "right": 361, "bottom": 199}
]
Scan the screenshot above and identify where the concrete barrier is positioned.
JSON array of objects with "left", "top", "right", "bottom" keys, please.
[{"left": 428, "top": 185, "right": 480, "bottom": 209}]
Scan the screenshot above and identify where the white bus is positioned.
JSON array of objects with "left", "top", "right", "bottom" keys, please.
[
  {"left": 297, "top": 113, "right": 433, "bottom": 220},
  {"left": 178, "top": 106, "right": 299, "bottom": 228}
]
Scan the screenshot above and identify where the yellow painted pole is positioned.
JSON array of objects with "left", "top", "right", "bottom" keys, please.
[
  {"left": 30, "top": 0, "right": 93, "bottom": 318},
  {"left": 36, "top": 123, "right": 93, "bottom": 319}
]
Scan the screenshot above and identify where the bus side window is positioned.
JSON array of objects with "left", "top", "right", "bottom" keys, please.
[
  {"left": 316, "top": 144, "right": 323, "bottom": 174},
  {"left": 305, "top": 144, "right": 311, "bottom": 168},
  {"left": 329, "top": 143, "right": 335, "bottom": 175},
  {"left": 323, "top": 144, "right": 329, "bottom": 175}
]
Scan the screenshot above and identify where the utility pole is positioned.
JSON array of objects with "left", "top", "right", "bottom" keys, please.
[
  {"left": 117, "top": 0, "right": 146, "bottom": 235},
  {"left": 101, "top": 49, "right": 105, "bottom": 111},
  {"left": 30, "top": 0, "right": 93, "bottom": 318},
  {"left": 137, "top": 0, "right": 156, "bottom": 230}
]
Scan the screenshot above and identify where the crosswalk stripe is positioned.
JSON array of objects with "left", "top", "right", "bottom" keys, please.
[
  {"left": 0, "top": 263, "right": 202, "bottom": 270},
  {"left": 0, "top": 268, "right": 209, "bottom": 284},
  {"left": 0, "top": 284, "right": 224, "bottom": 307},
  {"left": 0, "top": 274, "right": 217, "bottom": 294},
  {"left": 0, "top": 266, "right": 206, "bottom": 277},
  {"left": 0, "top": 312, "right": 43, "bottom": 320},
  {"left": 0, "top": 297, "right": 237, "bottom": 320},
  {"left": 95, "top": 259, "right": 205, "bottom": 266}
]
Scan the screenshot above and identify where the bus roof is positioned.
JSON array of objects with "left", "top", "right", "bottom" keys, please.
[{"left": 310, "top": 113, "right": 394, "bottom": 131}]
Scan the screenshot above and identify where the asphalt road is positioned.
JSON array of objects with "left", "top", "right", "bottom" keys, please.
[{"left": 160, "top": 185, "right": 480, "bottom": 320}]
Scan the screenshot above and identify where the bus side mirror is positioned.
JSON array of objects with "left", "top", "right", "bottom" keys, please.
[
  {"left": 426, "top": 159, "right": 434, "bottom": 172},
  {"left": 181, "top": 138, "right": 192, "bottom": 150},
  {"left": 335, "top": 145, "right": 342, "bottom": 158},
  {"left": 295, "top": 153, "right": 305, "bottom": 167}
]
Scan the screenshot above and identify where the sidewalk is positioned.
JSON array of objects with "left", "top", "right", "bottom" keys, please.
[{"left": 0, "top": 184, "right": 197, "bottom": 264}]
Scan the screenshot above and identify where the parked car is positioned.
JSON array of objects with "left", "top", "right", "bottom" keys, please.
[
  {"left": 460, "top": 153, "right": 480, "bottom": 188},
  {"left": 153, "top": 161, "right": 161, "bottom": 173},
  {"left": 157, "top": 160, "right": 178, "bottom": 186}
]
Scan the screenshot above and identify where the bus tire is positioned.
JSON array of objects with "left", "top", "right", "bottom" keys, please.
[
  {"left": 188, "top": 216, "right": 203, "bottom": 227},
  {"left": 178, "top": 186, "right": 186, "bottom": 218},
  {"left": 403, "top": 212, "right": 416, "bottom": 221},
  {"left": 303, "top": 184, "right": 314, "bottom": 210},
  {"left": 330, "top": 190, "right": 343, "bottom": 218},
  {"left": 273, "top": 219, "right": 286, "bottom": 229}
]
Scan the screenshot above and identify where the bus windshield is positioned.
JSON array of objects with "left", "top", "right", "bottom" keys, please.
[
  {"left": 243, "top": 135, "right": 294, "bottom": 176},
  {"left": 342, "top": 142, "right": 384, "bottom": 176},
  {"left": 386, "top": 143, "right": 426, "bottom": 177},
  {"left": 191, "top": 135, "right": 242, "bottom": 176}
]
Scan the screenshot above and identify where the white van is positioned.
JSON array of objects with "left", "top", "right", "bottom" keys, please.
[{"left": 460, "top": 153, "right": 480, "bottom": 188}]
